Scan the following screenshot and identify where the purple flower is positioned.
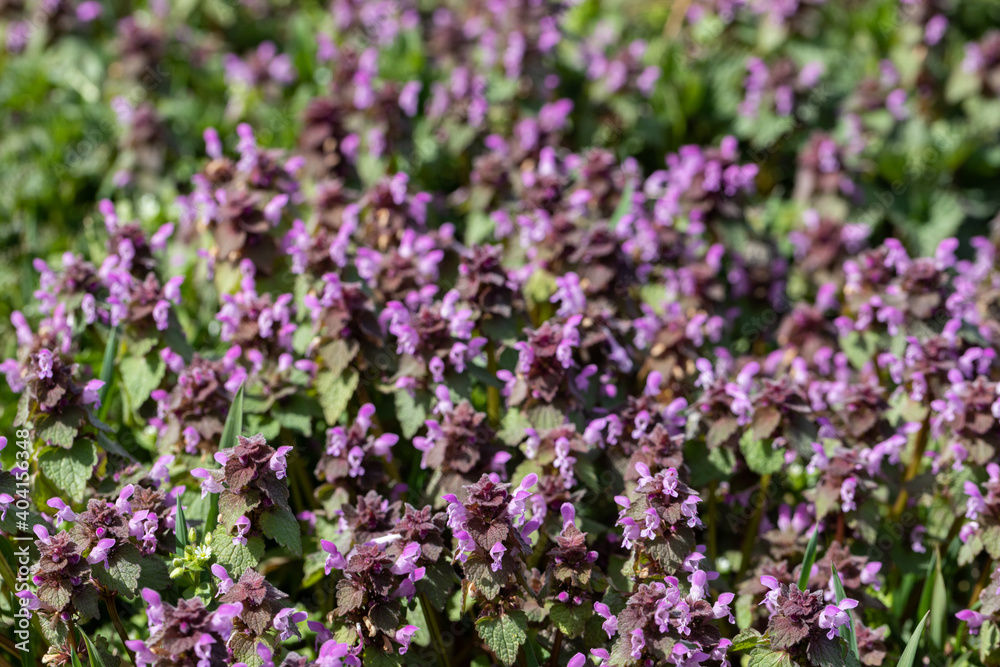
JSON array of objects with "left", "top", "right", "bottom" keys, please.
[
  {"left": 957, "top": 609, "right": 988, "bottom": 635},
  {"left": 629, "top": 628, "right": 645, "bottom": 659},
  {"left": 594, "top": 602, "right": 618, "bottom": 638},
  {"left": 46, "top": 498, "right": 77, "bottom": 525},
  {"left": 87, "top": 538, "right": 116, "bottom": 569},
  {"left": 212, "top": 564, "right": 234, "bottom": 595},
  {"left": 818, "top": 598, "right": 859, "bottom": 640},
  {"left": 489, "top": 542, "right": 507, "bottom": 572},
  {"left": 233, "top": 516, "right": 251, "bottom": 546},
  {"left": 192, "top": 469, "right": 224, "bottom": 497},
  {"left": 321, "top": 540, "right": 347, "bottom": 574},
  {"left": 395, "top": 625, "right": 419, "bottom": 654},
  {"left": 274, "top": 607, "right": 308, "bottom": 641},
  {"left": 270, "top": 445, "right": 293, "bottom": 479}
]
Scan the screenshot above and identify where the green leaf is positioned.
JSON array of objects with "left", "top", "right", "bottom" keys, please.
[
  {"left": 81, "top": 633, "right": 109, "bottom": 667},
  {"left": 98, "top": 325, "right": 120, "bottom": 408},
  {"left": 739, "top": 430, "right": 784, "bottom": 475},
  {"left": 831, "top": 565, "right": 859, "bottom": 662},
  {"left": 316, "top": 370, "right": 359, "bottom": 425},
  {"left": 979, "top": 620, "right": 1000, "bottom": 665},
  {"left": 747, "top": 648, "right": 795, "bottom": 667},
  {"left": 395, "top": 390, "right": 427, "bottom": 439},
  {"left": 609, "top": 178, "right": 634, "bottom": 230},
  {"left": 71, "top": 644, "right": 84, "bottom": 667},
  {"left": 498, "top": 409, "right": 531, "bottom": 446},
  {"left": 212, "top": 525, "right": 264, "bottom": 574},
  {"left": 39, "top": 442, "right": 97, "bottom": 503},
  {"left": 38, "top": 416, "right": 79, "bottom": 449},
  {"left": 176, "top": 496, "right": 187, "bottom": 556},
  {"left": 362, "top": 647, "right": 403, "bottom": 667},
  {"left": 896, "top": 611, "right": 930, "bottom": 667},
  {"left": 219, "top": 383, "right": 245, "bottom": 450},
  {"left": 730, "top": 628, "right": 764, "bottom": 652},
  {"left": 548, "top": 602, "right": 588, "bottom": 638},
  {"left": 917, "top": 549, "right": 948, "bottom": 649},
  {"left": 797, "top": 525, "right": 820, "bottom": 591},
  {"left": 273, "top": 399, "right": 317, "bottom": 436},
  {"left": 526, "top": 405, "right": 564, "bottom": 431},
  {"left": 476, "top": 611, "right": 528, "bottom": 666},
  {"left": 92, "top": 543, "right": 143, "bottom": 597},
  {"left": 260, "top": 506, "right": 302, "bottom": 556},
  {"left": 119, "top": 353, "right": 165, "bottom": 410},
  {"left": 219, "top": 490, "right": 261, "bottom": 531},
  {"left": 95, "top": 432, "right": 136, "bottom": 461},
  {"left": 418, "top": 561, "right": 455, "bottom": 611},
  {"left": 523, "top": 637, "right": 543, "bottom": 667},
  {"left": 929, "top": 549, "right": 947, "bottom": 651},
  {"left": 319, "top": 339, "right": 357, "bottom": 377},
  {"left": 208, "top": 383, "right": 244, "bottom": 535}
]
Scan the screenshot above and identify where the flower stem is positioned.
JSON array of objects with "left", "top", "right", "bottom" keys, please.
[
  {"left": 486, "top": 339, "right": 500, "bottom": 426},
  {"left": 104, "top": 593, "right": 137, "bottom": 666},
  {"left": 891, "top": 413, "right": 930, "bottom": 520},
  {"left": 547, "top": 629, "right": 563, "bottom": 667},
  {"left": 419, "top": 592, "right": 451, "bottom": 667},
  {"left": 707, "top": 480, "right": 718, "bottom": 562},
  {"left": 737, "top": 474, "right": 771, "bottom": 579}
]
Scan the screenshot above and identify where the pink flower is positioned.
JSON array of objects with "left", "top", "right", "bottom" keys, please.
[
  {"left": 395, "top": 625, "right": 419, "bottom": 654},
  {"left": 594, "top": 602, "right": 618, "bottom": 638},
  {"left": 87, "top": 538, "right": 116, "bottom": 569},
  {"left": 269, "top": 446, "right": 293, "bottom": 479},
  {"left": 818, "top": 598, "right": 859, "bottom": 640},
  {"left": 321, "top": 540, "right": 347, "bottom": 574},
  {"left": 489, "top": 542, "right": 507, "bottom": 572},
  {"left": 233, "top": 516, "right": 251, "bottom": 546}
]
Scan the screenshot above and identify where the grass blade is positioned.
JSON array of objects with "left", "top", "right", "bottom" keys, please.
[
  {"left": 98, "top": 325, "right": 120, "bottom": 417},
  {"left": 916, "top": 548, "right": 947, "bottom": 649},
  {"left": 219, "top": 382, "right": 245, "bottom": 451},
  {"left": 916, "top": 550, "right": 937, "bottom": 620},
  {"left": 609, "top": 179, "right": 635, "bottom": 230},
  {"left": 832, "top": 564, "right": 860, "bottom": 661},
  {"left": 176, "top": 495, "right": 188, "bottom": 555},
  {"left": 797, "top": 525, "right": 820, "bottom": 591},
  {"left": 930, "top": 548, "right": 947, "bottom": 650},
  {"left": 897, "top": 611, "right": 931, "bottom": 667},
  {"left": 81, "top": 634, "right": 108, "bottom": 667},
  {"left": 70, "top": 642, "right": 84, "bottom": 667},
  {"left": 206, "top": 382, "right": 243, "bottom": 535}
]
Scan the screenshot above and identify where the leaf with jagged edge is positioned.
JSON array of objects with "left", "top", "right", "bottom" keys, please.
[
  {"left": 212, "top": 525, "right": 264, "bottom": 575},
  {"left": 476, "top": 610, "right": 528, "bottom": 666},
  {"left": 316, "top": 370, "right": 358, "bottom": 425},
  {"left": 39, "top": 441, "right": 96, "bottom": 502},
  {"left": 260, "top": 506, "right": 302, "bottom": 556}
]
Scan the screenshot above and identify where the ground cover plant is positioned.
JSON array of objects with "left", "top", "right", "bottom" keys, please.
[{"left": 2, "top": 0, "right": 1000, "bottom": 666}]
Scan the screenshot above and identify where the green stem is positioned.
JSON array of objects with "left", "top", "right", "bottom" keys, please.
[
  {"left": 547, "top": 629, "right": 562, "bottom": 667},
  {"left": 707, "top": 480, "right": 718, "bottom": 563},
  {"left": 891, "top": 413, "right": 930, "bottom": 521},
  {"left": 419, "top": 593, "right": 451, "bottom": 667},
  {"left": 486, "top": 339, "right": 500, "bottom": 426},
  {"left": 737, "top": 474, "right": 771, "bottom": 579},
  {"left": 291, "top": 455, "right": 319, "bottom": 510},
  {"left": 104, "top": 594, "right": 137, "bottom": 666}
]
